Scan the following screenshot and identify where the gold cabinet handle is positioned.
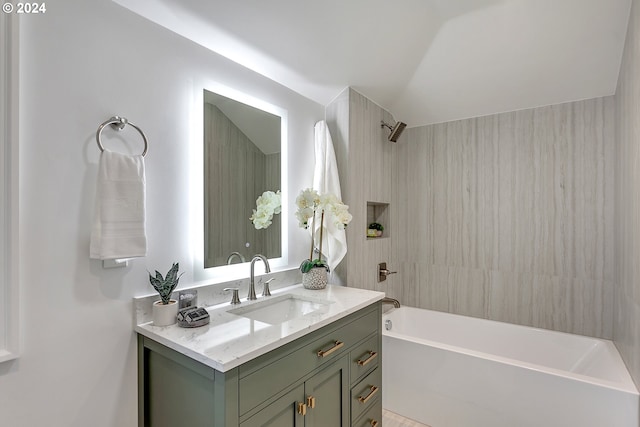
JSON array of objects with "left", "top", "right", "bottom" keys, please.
[
  {"left": 297, "top": 402, "right": 307, "bottom": 416},
  {"left": 306, "top": 395, "right": 316, "bottom": 409},
  {"left": 317, "top": 340, "right": 344, "bottom": 358},
  {"left": 370, "top": 420, "right": 379, "bottom": 427},
  {"left": 356, "top": 350, "right": 378, "bottom": 367},
  {"left": 357, "top": 385, "right": 379, "bottom": 404}
]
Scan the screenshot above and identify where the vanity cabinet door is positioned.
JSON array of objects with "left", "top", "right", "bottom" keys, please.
[
  {"left": 305, "top": 355, "right": 350, "bottom": 427},
  {"left": 241, "top": 355, "right": 349, "bottom": 427},
  {"left": 240, "top": 384, "right": 305, "bottom": 427}
]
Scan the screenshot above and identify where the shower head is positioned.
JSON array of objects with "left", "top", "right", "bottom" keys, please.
[{"left": 381, "top": 120, "right": 406, "bottom": 142}]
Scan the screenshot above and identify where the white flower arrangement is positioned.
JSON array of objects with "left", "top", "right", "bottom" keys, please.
[
  {"left": 250, "top": 190, "right": 281, "bottom": 229},
  {"left": 295, "top": 188, "right": 352, "bottom": 272}
]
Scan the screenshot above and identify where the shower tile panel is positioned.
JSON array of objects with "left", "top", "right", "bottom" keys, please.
[
  {"left": 327, "top": 86, "right": 614, "bottom": 342},
  {"left": 394, "top": 97, "right": 614, "bottom": 339}
]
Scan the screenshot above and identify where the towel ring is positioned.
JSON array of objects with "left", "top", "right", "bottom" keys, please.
[{"left": 96, "top": 116, "right": 148, "bottom": 157}]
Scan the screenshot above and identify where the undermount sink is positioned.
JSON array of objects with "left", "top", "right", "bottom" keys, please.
[{"left": 229, "top": 294, "right": 332, "bottom": 324}]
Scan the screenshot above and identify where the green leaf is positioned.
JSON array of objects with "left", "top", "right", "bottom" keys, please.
[
  {"left": 300, "top": 258, "right": 329, "bottom": 273},
  {"left": 300, "top": 259, "right": 313, "bottom": 273},
  {"left": 149, "top": 275, "right": 162, "bottom": 289},
  {"left": 165, "top": 263, "right": 179, "bottom": 285}
]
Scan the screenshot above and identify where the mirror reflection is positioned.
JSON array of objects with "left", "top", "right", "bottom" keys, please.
[{"left": 203, "top": 89, "right": 282, "bottom": 268}]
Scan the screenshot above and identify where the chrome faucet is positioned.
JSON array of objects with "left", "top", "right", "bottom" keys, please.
[
  {"left": 248, "top": 254, "right": 271, "bottom": 300},
  {"left": 226, "top": 251, "right": 246, "bottom": 265}
]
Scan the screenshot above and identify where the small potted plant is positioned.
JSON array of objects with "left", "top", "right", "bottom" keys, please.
[
  {"left": 296, "top": 189, "right": 352, "bottom": 289},
  {"left": 148, "top": 262, "right": 183, "bottom": 326},
  {"left": 367, "top": 222, "right": 384, "bottom": 238}
]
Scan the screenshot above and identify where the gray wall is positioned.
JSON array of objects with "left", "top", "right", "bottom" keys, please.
[
  {"left": 326, "top": 88, "right": 397, "bottom": 289},
  {"left": 330, "top": 88, "right": 615, "bottom": 340},
  {"left": 394, "top": 98, "right": 615, "bottom": 339},
  {"left": 614, "top": 0, "right": 640, "bottom": 389}
]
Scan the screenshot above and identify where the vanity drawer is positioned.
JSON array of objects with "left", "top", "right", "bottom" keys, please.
[
  {"left": 239, "top": 306, "right": 379, "bottom": 415},
  {"left": 353, "top": 396, "right": 382, "bottom": 427},
  {"left": 350, "top": 333, "right": 379, "bottom": 383},
  {"left": 351, "top": 366, "right": 382, "bottom": 422}
]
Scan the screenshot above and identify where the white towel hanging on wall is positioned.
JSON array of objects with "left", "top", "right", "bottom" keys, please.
[
  {"left": 90, "top": 150, "right": 147, "bottom": 260},
  {"left": 312, "top": 120, "right": 347, "bottom": 271}
]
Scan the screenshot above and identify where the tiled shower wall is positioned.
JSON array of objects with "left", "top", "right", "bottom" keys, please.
[
  {"left": 393, "top": 98, "right": 615, "bottom": 339},
  {"left": 614, "top": 0, "right": 640, "bottom": 388},
  {"left": 330, "top": 88, "right": 616, "bottom": 339},
  {"left": 327, "top": 88, "right": 398, "bottom": 291}
]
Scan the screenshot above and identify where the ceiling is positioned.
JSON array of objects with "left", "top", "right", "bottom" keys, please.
[{"left": 114, "top": 0, "right": 631, "bottom": 127}]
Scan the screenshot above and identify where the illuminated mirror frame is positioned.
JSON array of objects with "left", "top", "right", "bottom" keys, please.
[{"left": 192, "top": 82, "right": 288, "bottom": 282}]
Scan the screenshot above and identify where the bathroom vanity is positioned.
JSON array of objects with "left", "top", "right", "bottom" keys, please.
[{"left": 136, "top": 285, "right": 384, "bottom": 426}]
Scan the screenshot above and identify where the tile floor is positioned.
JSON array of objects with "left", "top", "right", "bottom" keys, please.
[{"left": 382, "top": 409, "right": 431, "bottom": 427}]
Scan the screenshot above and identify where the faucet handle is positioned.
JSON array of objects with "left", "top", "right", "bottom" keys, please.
[
  {"left": 223, "top": 287, "right": 241, "bottom": 305},
  {"left": 262, "top": 278, "right": 275, "bottom": 297}
]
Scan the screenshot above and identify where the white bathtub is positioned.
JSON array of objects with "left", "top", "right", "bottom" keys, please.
[{"left": 382, "top": 307, "right": 639, "bottom": 427}]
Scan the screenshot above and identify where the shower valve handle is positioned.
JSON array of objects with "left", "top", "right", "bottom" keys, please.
[{"left": 378, "top": 262, "right": 397, "bottom": 282}]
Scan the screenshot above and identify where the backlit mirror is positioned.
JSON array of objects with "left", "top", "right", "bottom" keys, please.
[{"left": 203, "top": 89, "right": 283, "bottom": 268}]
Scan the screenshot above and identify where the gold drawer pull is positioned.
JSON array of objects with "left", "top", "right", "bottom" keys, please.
[
  {"left": 317, "top": 340, "right": 344, "bottom": 358},
  {"left": 306, "top": 395, "right": 316, "bottom": 409},
  {"left": 357, "top": 385, "right": 379, "bottom": 404},
  {"left": 297, "top": 402, "right": 307, "bottom": 416},
  {"left": 370, "top": 420, "right": 379, "bottom": 427},
  {"left": 356, "top": 350, "right": 378, "bottom": 367}
]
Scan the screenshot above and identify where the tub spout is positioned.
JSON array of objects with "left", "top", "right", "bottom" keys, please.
[{"left": 382, "top": 297, "right": 400, "bottom": 308}]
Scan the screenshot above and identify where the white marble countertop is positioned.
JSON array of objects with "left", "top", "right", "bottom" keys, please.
[{"left": 135, "top": 284, "right": 384, "bottom": 372}]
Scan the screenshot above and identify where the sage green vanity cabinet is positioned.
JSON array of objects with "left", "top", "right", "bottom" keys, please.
[
  {"left": 241, "top": 356, "right": 349, "bottom": 427},
  {"left": 138, "top": 301, "right": 382, "bottom": 427},
  {"left": 240, "top": 383, "right": 305, "bottom": 427}
]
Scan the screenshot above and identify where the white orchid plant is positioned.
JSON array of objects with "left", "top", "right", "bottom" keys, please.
[
  {"left": 295, "top": 188, "right": 352, "bottom": 273},
  {"left": 250, "top": 190, "right": 281, "bottom": 229}
]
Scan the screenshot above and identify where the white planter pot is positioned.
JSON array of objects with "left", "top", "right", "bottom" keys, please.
[
  {"left": 302, "top": 267, "right": 328, "bottom": 290},
  {"left": 152, "top": 299, "right": 178, "bottom": 326}
]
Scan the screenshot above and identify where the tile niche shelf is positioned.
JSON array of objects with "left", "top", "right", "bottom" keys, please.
[{"left": 366, "top": 201, "right": 389, "bottom": 240}]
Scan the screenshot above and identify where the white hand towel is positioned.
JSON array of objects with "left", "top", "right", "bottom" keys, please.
[
  {"left": 312, "top": 120, "right": 347, "bottom": 271},
  {"left": 90, "top": 150, "right": 147, "bottom": 260}
]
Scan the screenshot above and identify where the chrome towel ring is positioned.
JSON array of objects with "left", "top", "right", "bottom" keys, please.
[{"left": 95, "top": 115, "right": 148, "bottom": 157}]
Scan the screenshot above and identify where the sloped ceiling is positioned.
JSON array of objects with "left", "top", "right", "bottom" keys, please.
[{"left": 114, "top": 0, "right": 631, "bottom": 127}]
